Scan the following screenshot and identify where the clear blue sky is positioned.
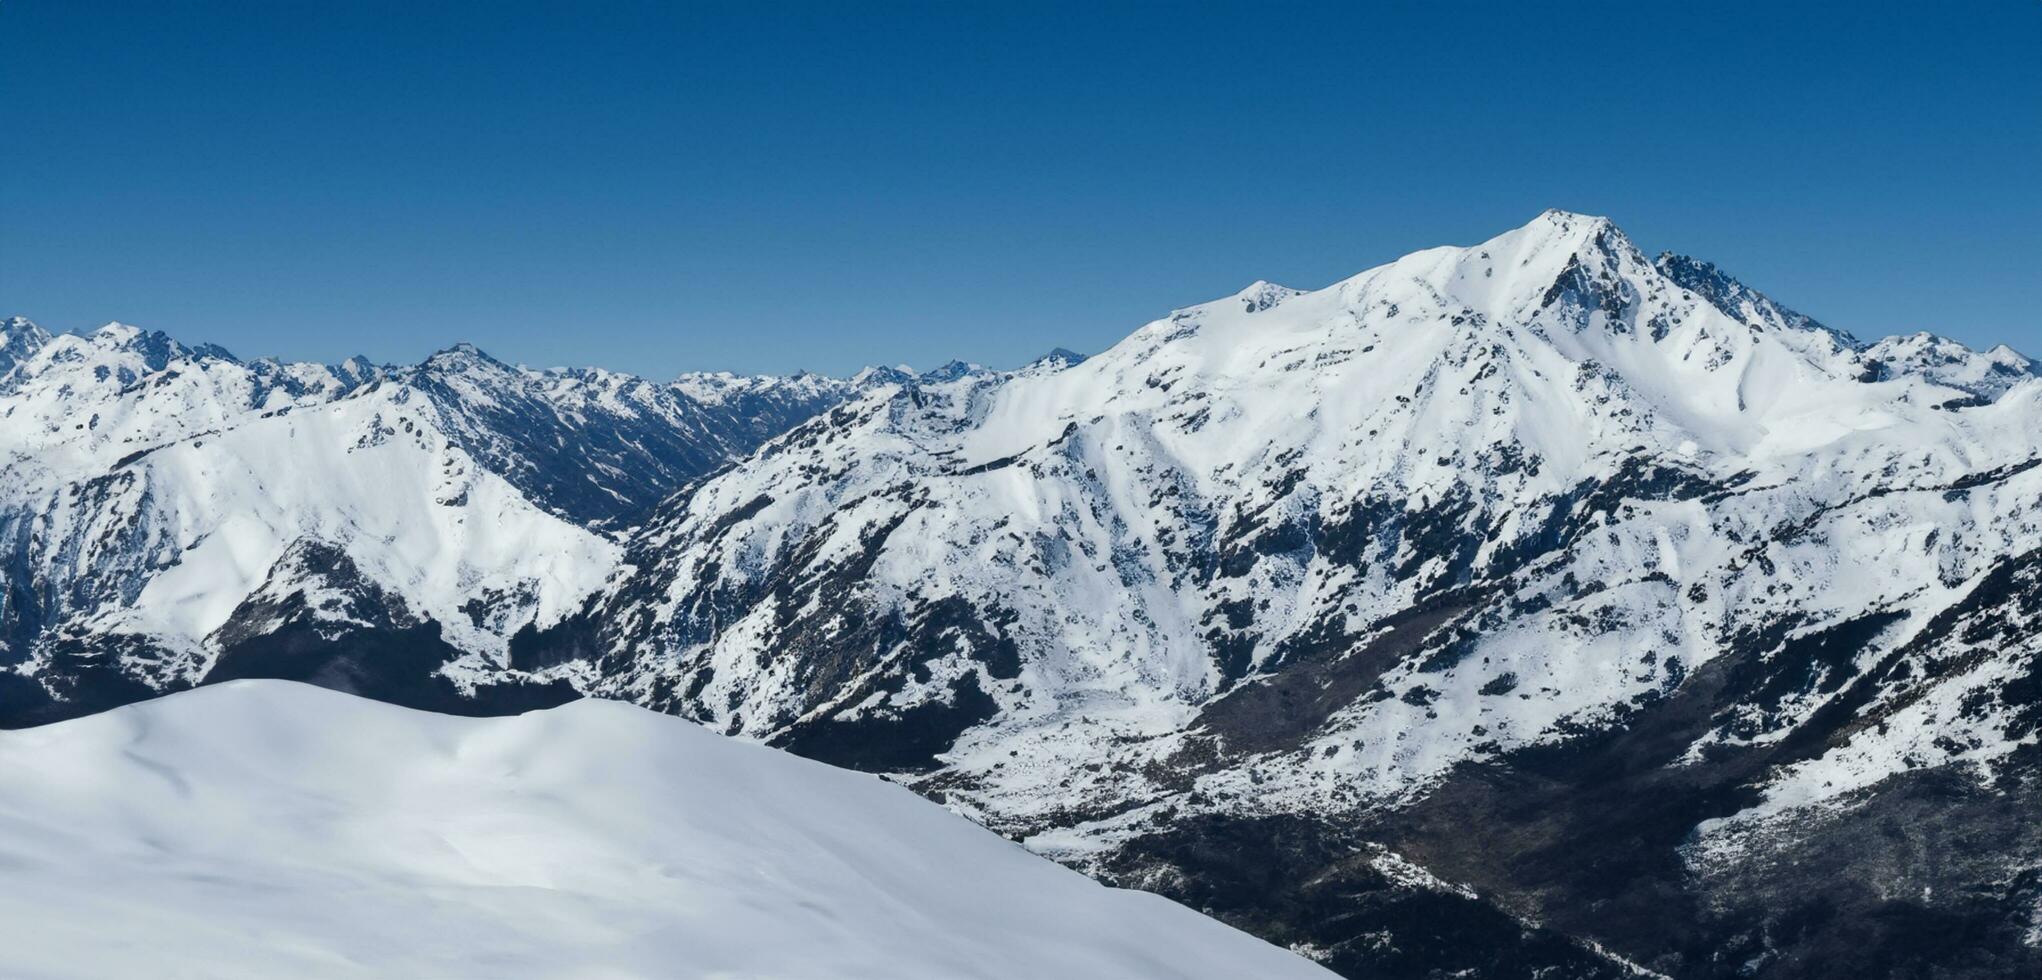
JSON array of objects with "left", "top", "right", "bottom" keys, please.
[{"left": 5, "top": 2, "right": 2038, "bottom": 376}]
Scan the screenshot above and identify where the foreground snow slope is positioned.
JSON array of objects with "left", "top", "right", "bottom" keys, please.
[{"left": 0, "top": 680, "right": 1330, "bottom": 980}]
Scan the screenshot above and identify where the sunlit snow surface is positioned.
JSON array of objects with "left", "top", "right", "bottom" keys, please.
[
  {"left": 583, "top": 210, "right": 2042, "bottom": 843},
  {"left": 0, "top": 681, "right": 1331, "bottom": 980}
]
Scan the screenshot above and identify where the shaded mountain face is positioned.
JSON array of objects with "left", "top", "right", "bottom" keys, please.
[
  {"left": 403, "top": 344, "right": 871, "bottom": 529},
  {"left": 6, "top": 211, "right": 2041, "bottom": 977}
]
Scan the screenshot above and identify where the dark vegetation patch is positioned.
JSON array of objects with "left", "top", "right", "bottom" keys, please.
[
  {"left": 203, "top": 617, "right": 578, "bottom": 716},
  {"left": 1097, "top": 813, "right": 1632, "bottom": 980},
  {"left": 774, "top": 670, "right": 998, "bottom": 773},
  {"left": 1366, "top": 605, "right": 2034, "bottom": 979},
  {"left": 1193, "top": 596, "right": 1476, "bottom": 757}
]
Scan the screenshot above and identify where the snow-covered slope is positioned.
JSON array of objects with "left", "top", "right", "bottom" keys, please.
[{"left": 0, "top": 680, "right": 1329, "bottom": 980}]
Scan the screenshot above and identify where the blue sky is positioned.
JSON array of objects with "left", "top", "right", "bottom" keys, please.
[{"left": 5, "top": 1, "right": 2038, "bottom": 376}]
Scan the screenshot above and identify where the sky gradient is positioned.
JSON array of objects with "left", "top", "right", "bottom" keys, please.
[{"left": 5, "top": 1, "right": 2039, "bottom": 377}]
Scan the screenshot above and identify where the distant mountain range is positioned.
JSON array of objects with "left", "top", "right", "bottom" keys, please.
[
  {"left": 5, "top": 210, "right": 2040, "bottom": 978},
  {"left": 0, "top": 318, "right": 993, "bottom": 722}
]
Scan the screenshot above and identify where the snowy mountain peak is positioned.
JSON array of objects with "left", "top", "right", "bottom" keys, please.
[
  {"left": 1508, "top": 208, "right": 1628, "bottom": 258},
  {"left": 1861, "top": 330, "right": 2042, "bottom": 401},
  {"left": 1529, "top": 206, "right": 1619, "bottom": 240},
  {"left": 1025, "top": 347, "right": 1089, "bottom": 371},
  {"left": 420, "top": 341, "right": 512, "bottom": 373},
  {"left": 1233, "top": 280, "right": 1304, "bottom": 313},
  {"left": 1302, "top": 208, "right": 1657, "bottom": 330},
  {"left": 1534, "top": 206, "right": 1608, "bottom": 223},
  {"left": 1986, "top": 342, "right": 2041, "bottom": 371},
  {"left": 1, "top": 315, "right": 50, "bottom": 344},
  {"left": 0, "top": 316, "right": 51, "bottom": 377},
  {"left": 85, "top": 320, "right": 237, "bottom": 367},
  {"left": 849, "top": 364, "right": 917, "bottom": 387},
  {"left": 920, "top": 359, "right": 988, "bottom": 383},
  {"left": 333, "top": 354, "right": 383, "bottom": 385}
]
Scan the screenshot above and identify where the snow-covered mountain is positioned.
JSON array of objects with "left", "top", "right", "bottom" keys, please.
[
  {"left": 6, "top": 211, "right": 2040, "bottom": 978},
  {"left": 0, "top": 324, "right": 884, "bottom": 724},
  {"left": 508, "top": 211, "right": 2038, "bottom": 977},
  {"left": 0, "top": 680, "right": 1332, "bottom": 979}
]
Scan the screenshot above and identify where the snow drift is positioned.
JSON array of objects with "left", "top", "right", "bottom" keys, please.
[{"left": 0, "top": 680, "right": 1330, "bottom": 979}]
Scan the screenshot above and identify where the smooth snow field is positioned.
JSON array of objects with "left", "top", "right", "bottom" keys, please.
[{"left": 0, "top": 681, "right": 1331, "bottom": 979}]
